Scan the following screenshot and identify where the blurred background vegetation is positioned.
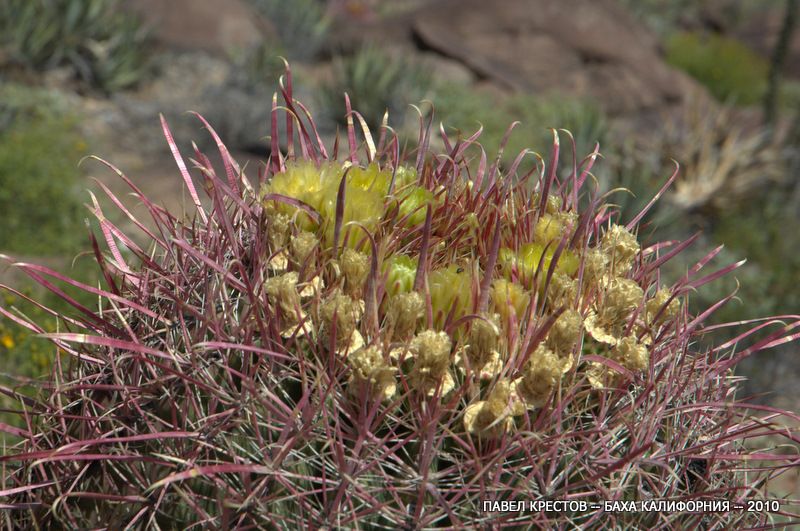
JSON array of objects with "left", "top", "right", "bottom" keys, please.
[{"left": 1, "top": 0, "right": 799, "bottom": 431}]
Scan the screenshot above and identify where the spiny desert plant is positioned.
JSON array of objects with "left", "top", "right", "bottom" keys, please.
[
  {"left": 0, "top": 0, "right": 153, "bottom": 93},
  {"left": 321, "top": 46, "right": 432, "bottom": 131},
  {"left": 1, "top": 68, "right": 799, "bottom": 529},
  {"left": 248, "top": 0, "right": 330, "bottom": 61},
  {"left": 666, "top": 31, "right": 768, "bottom": 105}
]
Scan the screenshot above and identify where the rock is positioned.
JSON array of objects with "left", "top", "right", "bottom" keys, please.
[
  {"left": 77, "top": 51, "right": 322, "bottom": 160},
  {"left": 121, "top": 0, "right": 273, "bottom": 55},
  {"left": 412, "top": 0, "right": 691, "bottom": 114},
  {"left": 419, "top": 52, "right": 477, "bottom": 85}
]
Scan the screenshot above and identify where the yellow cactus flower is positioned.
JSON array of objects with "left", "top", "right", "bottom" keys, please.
[
  {"left": 583, "top": 248, "right": 609, "bottom": 283},
  {"left": 263, "top": 161, "right": 343, "bottom": 230},
  {"left": 384, "top": 254, "right": 417, "bottom": 297},
  {"left": 490, "top": 278, "right": 530, "bottom": 323},
  {"left": 409, "top": 330, "right": 454, "bottom": 396},
  {"left": 546, "top": 272, "right": 578, "bottom": 309},
  {"left": 290, "top": 230, "right": 318, "bottom": 265},
  {"left": 340, "top": 248, "right": 369, "bottom": 296},
  {"left": 499, "top": 242, "right": 579, "bottom": 284},
  {"left": 546, "top": 308, "right": 583, "bottom": 355},
  {"left": 320, "top": 289, "right": 364, "bottom": 351},
  {"left": 603, "top": 277, "right": 644, "bottom": 322},
  {"left": 429, "top": 265, "right": 473, "bottom": 329},
  {"left": 613, "top": 336, "right": 649, "bottom": 372}
]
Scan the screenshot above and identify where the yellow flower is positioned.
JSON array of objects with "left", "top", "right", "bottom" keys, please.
[
  {"left": 490, "top": 279, "right": 530, "bottom": 323},
  {"left": 263, "top": 161, "right": 342, "bottom": 230},
  {"left": 429, "top": 265, "right": 473, "bottom": 329},
  {"left": 383, "top": 254, "right": 417, "bottom": 297},
  {"left": 394, "top": 185, "right": 436, "bottom": 227},
  {"left": 409, "top": 330, "right": 454, "bottom": 397},
  {"left": 613, "top": 336, "right": 649, "bottom": 372},
  {"left": 1, "top": 333, "right": 14, "bottom": 349},
  {"left": 320, "top": 289, "right": 364, "bottom": 350},
  {"left": 646, "top": 288, "right": 681, "bottom": 326},
  {"left": 603, "top": 277, "right": 644, "bottom": 322},
  {"left": 340, "top": 248, "right": 369, "bottom": 296},
  {"left": 499, "top": 243, "right": 579, "bottom": 284}
]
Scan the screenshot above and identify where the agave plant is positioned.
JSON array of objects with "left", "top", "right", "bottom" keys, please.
[
  {"left": 321, "top": 46, "right": 432, "bottom": 131},
  {"left": 0, "top": 0, "right": 152, "bottom": 93},
  {"left": 1, "top": 67, "right": 799, "bottom": 529},
  {"left": 248, "top": 0, "right": 330, "bottom": 62}
]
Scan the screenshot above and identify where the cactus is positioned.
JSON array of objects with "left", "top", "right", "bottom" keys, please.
[{"left": 1, "top": 67, "right": 799, "bottom": 529}]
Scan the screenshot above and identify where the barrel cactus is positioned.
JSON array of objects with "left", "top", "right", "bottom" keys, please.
[{"left": 1, "top": 67, "right": 798, "bottom": 529}]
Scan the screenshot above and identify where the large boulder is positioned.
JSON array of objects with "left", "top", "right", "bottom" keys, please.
[
  {"left": 122, "top": 0, "right": 273, "bottom": 55},
  {"left": 412, "top": 0, "right": 692, "bottom": 114}
]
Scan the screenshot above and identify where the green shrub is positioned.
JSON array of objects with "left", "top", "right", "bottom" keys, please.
[
  {"left": 665, "top": 32, "right": 768, "bottom": 105},
  {"left": 0, "top": 90, "right": 86, "bottom": 255},
  {"left": 0, "top": 0, "right": 153, "bottom": 93},
  {"left": 321, "top": 46, "right": 432, "bottom": 131}
]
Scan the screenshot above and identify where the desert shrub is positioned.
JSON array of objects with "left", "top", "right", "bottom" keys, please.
[
  {"left": 0, "top": 90, "right": 86, "bottom": 255},
  {"left": 0, "top": 71, "right": 798, "bottom": 529},
  {"left": 0, "top": 0, "right": 153, "bottom": 93},
  {"left": 321, "top": 46, "right": 432, "bottom": 131},
  {"left": 665, "top": 31, "right": 768, "bottom": 105},
  {"left": 248, "top": 0, "right": 330, "bottom": 61},
  {"left": 655, "top": 100, "right": 784, "bottom": 214}
]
